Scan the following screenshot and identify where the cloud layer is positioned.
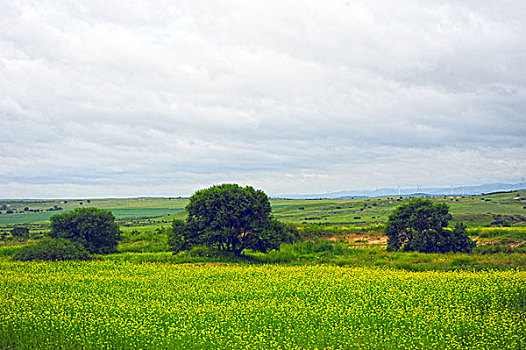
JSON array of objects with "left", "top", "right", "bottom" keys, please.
[{"left": 1, "top": 0, "right": 525, "bottom": 198}]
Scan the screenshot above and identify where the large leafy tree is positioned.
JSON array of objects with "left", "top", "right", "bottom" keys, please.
[
  {"left": 49, "top": 207, "right": 121, "bottom": 254},
  {"left": 169, "top": 184, "right": 297, "bottom": 255},
  {"left": 385, "top": 198, "right": 475, "bottom": 253}
]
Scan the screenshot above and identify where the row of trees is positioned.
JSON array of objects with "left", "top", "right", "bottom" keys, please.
[{"left": 11, "top": 184, "right": 475, "bottom": 260}]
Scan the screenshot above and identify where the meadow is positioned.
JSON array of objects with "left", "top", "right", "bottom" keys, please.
[
  {"left": 1, "top": 190, "right": 525, "bottom": 227},
  {"left": 1, "top": 191, "right": 526, "bottom": 268},
  {"left": 1, "top": 191, "right": 526, "bottom": 349},
  {"left": 1, "top": 261, "right": 525, "bottom": 349}
]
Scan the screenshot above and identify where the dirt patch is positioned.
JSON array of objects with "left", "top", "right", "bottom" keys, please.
[{"left": 326, "top": 234, "right": 387, "bottom": 245}]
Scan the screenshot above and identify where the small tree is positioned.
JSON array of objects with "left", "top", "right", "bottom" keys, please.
[
  {"left": 385, "top": 199, "right": 475, "bottom": 253},
  {"left": 49, "top": 207, "right": 121, "bottom": 254},
  {"left": 11, "top": 226, "right": 30, "bottom": 239},
  {"left": 168, "top": 184, "right": 298, "bottom": 255}
]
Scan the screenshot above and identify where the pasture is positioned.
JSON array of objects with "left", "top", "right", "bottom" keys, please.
[
  {"left": 1, "top": 190, "right": 525, "bottom": 269},
  {"left": 1, "top": 190, "right": 526, "bottom": 228}
]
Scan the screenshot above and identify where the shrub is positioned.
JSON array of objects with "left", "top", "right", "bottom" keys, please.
[
  {"left": 386, "top": 199, "right": 475, "bottom": 253},
  {"left": 49, "top": 207, "right": 121, "bottom": 254},
  {"left": 10, "top": 226, "right": 30, "bottom": 239},
  {"left": 12, "top": 238, "right": 91, "bottom": 261}
]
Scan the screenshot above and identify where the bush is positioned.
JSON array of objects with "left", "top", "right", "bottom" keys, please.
[
  {"left": 12, "top": 238, "right": 91, "bottom": 261},
  {"left": 386, "top": 199, "right": 475, "bottom": 253},
  {"left": 11, "top": 226, "right": 30, "bottom": 239},
  {"left": 49, "top": 208, "right": 121, "bottom": 254}
]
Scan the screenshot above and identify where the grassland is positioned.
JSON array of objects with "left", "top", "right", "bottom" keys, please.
[
  {"left": 2, "top": 190, "right": 526, "bottom": 265},
  {"left": 1, "top": 191, "right": 526, "bottom": 348},
  {"left": 270, "top": 190, "right": 526, "bottom": 227},
  {"left": 1, "top": 261, "right": 525, "bottom": 349},
  {"left": 0, "top": 197, "right": 188, "bottom": 226},
  {"left": 1, "top": 190, "right": 525, "bottom": 227}
]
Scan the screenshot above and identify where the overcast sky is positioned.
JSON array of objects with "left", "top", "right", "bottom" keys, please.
[{"left": 1, "top": 0, "right": 525, "bottom": 198}]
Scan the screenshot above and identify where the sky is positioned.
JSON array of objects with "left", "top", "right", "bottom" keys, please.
[{"left": 1, "top": 0, "right": 525, "bottom": 198}]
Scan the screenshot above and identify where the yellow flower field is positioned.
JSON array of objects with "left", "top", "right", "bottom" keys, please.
[{"left": 0, "top": 261, "right": 525, "bottom": 349}]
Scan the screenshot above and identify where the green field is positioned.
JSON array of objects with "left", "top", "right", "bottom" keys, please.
[
  {"left": 1, "top": 191, "right": 526, "bottom": 348},
  {"left": 2, "top": 190, "right": 525, "bottom": 227},
  {"left": 270, "top": 190, "right": 526, "bottom": 227},
  {"left": 1, "top": 260, "right": 525, "bottom": 349},
  {"left": 0, "top": 208, "right": 185, "bottom": 225},
  {"left": 2, "top": 190, "right": 526, "bottom": 259}
]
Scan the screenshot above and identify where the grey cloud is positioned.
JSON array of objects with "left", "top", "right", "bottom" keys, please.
[{"left": 1, "top": 0, "right": 525, "bottom": 198}]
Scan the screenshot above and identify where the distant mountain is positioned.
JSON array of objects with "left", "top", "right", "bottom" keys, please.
[{"left": 277, "top": 182, "right": 526, "bottom": 199}]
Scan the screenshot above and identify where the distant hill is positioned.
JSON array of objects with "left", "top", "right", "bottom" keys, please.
[{"left": 278, "top": 182, "right": 526, "bottom": 199}]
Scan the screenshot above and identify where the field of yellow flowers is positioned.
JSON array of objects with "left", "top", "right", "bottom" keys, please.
[{"left": 1, "top": 260, "right": 525, "bottom": 349}]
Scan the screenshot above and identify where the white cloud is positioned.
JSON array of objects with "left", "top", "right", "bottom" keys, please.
[{"left": 1, "top": 0, "right": 525, "bottom": 198}]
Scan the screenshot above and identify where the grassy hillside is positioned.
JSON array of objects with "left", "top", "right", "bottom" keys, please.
[
  {"left": 2, "top": 190, "right": 525, "bottom": 227},
  {"left": 0, "top": 191, "right": 526, "bottom": 271},
  {"left": 271, "top": 190, "right": 526, "bottom": 226},
  {"left": 2, "top": 190, "right": 525, "bottom": 256}
]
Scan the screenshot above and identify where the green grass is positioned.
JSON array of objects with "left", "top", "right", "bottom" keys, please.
[
  {"left": 2, "top": 190, "right": 525, "bottom": 227},
  {"left": 110, "top": 208, "right": 184, "bottom": 219},
  {"left": 254, "top": 243, "right": 526, "bottom": 271},
  {"left": 0, "top": 208, "right": 185, "bottom": 226},
  {"left": 0, "top": 212, "right": 57, "bottom": 225},
  {"left": 118, "top": 228, "right": 170, "bottom": 253},
  {"left": 270, "top": 190, "right": 526, "bottom": 226},
  {"left": 0, "top": 198, "right": 189, "bottom": 226},
  {"left": 3, "top": 237, "right": 525, "bottom": 271}
]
